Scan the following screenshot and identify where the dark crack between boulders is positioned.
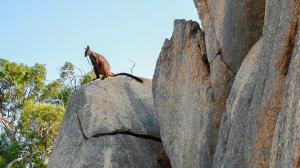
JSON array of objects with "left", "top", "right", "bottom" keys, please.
[
  {"left": 91, "top": 129, "right": 162, "bottom": 142},
  {"left": 210, "top": 52, "right": 236, "bottom": 75},
  {"left": 76, "top": 111, "right": 88, "bottom": 140},
  {"left": 218, "top": 53, "right": 236, "bottom": 75}
]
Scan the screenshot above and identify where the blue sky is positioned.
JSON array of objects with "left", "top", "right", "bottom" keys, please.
[{"left": 0, "top": 1, "right": 199, "bottom": 81}]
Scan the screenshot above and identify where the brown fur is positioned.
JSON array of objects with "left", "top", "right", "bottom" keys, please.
[{"left": 84, "top": 46, "right": 143, "bottom": 83}]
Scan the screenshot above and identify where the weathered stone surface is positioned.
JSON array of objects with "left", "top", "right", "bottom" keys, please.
[
  {"left": 269, "top": 20, "right": 300, "bottom": 168},
  {"left": 194, "top": 0, "right": 265, "bottom": 72},
  {"left": 212, "top": 38, "right": 263, "bottom": 168},
  {"left": 49, "top": 134, "right": 162, "bottom": 168},
  {"left": 77, "top": 77, "right": 160, "bottom": 138},
  {"left": 48, "top": 77, "right": 163, "bottom": 168},
  {"left": 153, "top": 20, "right": 215, "bottom": 168},
  {"left": 212, "top": 0, "right": 300, "bottom": 167},
  {"left": 191, "top": 2, "right": 265, "bottom": 162}
]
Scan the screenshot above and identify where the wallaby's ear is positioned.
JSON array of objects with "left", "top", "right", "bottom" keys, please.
[{"left": 84, "top": 45, "right": 90, "bottom": 57}]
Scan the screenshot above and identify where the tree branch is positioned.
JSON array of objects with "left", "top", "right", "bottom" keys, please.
[{"left": 128, "top": 60, "right": 136, "bottom": 75}]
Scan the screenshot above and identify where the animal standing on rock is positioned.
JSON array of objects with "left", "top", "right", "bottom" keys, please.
[{"left": 84, "top": 45, "right": 143, "bottom": 83}]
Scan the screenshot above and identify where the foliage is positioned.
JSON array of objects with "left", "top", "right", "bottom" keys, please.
[
  {"left": 80, "top": 71, "right": 96, "bottom": 85},
  {"left": 0, "top": 59, "right": 94, "bottom": 167},
  {"left": 20, "top": 100, "right": 64, "bottom": 167},
  {"left": 58, "top": 61, "right": 94, "bottom": 104}
]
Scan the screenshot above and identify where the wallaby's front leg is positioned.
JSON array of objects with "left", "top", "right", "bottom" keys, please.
[{"left": 94, "top": 68, "right": 100, "bottom": 80}]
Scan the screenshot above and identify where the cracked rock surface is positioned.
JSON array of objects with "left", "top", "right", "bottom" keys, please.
[
  {"left": 153, "top": 0, "right": 300, "bottom": 167},
  {"left": 153, "top": 20, "right": 214, "bottom": 168},
  {"left": 48, "top": 77, "right": 163, "bottom": 168},
  {"left": 211, "top": 0, "right": 300, "bottom": 167}
]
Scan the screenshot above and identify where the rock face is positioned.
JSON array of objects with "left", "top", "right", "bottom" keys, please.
[
  {"left": 212, "top": 38, "right": 264, "bottom": 168},
  {"left": 211, "top": 0, "right": 300, "bottom": 167},
  {"left": 153, "top": 0, "right": 300, "bottom": 167},
  {"left": 192, "top": 0, "right": 265, "bottom": 138},
  {"left": 269, "top": 21, "right": 300, "bottom": 168},
  {"left": 153, "top": 20, "right": 214, "bottom": 168},
  {"left": 48, "top": 77, "right": 163, "bottom": 168}
]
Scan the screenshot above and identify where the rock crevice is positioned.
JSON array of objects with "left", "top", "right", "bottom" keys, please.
[
  {"left": 91, "top": 129, "right": 162, "bottom": 142},
  {"left": 210, "top": 53, "right": 236, "bottom": 75},
  {"left": 76, "top": 110, "right": 88, "bottom": 140}
]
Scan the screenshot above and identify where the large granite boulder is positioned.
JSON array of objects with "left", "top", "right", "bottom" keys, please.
[
  {"left": 269, "top": 20, "right": 300, "bottom": 168},
  {"left": 153, "top": 20, "right": 215, "bottom": 168},
  {"left": 212, "top": 38, "right": 264, "bottom": 168},
  {"left": 153, "top": 0, "right": 300, "bottom": 167},
  {"left": 190, "top": 1, "right": 265, "bottom": 163},
  {"left": 212, "top": 0, "right": 300, "bottom": 167},
  {"left": 48, "top": 77, "right": 163, "bottom": 168}
]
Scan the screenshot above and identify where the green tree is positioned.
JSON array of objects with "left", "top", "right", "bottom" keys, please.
[
  {"left": 80, "top": 71, "right": 96, "bottom": 85},
  {"left": 0, "top": 59, "right": 95, "bottom": 167},
  {"left": 0, "top": 59, "right": 94, "bottom": 167},
  {"left": 20, "top": 100, "right": 64, "bottom": 167},
  {"left": 0, "top": 59, "right": 46, "bottom": 143},
  {"left": 58, "top": 62, "right": 95, "bottom": 102},
  {"left": 0, "top": 59, "right": 49, "bottom": 167}
]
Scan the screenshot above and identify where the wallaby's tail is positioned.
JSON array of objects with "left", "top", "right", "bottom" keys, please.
[{"left": 113, "top": 73, "right": 143, "bottom": 83}]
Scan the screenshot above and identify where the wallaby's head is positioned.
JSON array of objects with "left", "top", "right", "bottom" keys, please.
[{"left": 84, "top": 45, "right": 91, "bottom": 57}]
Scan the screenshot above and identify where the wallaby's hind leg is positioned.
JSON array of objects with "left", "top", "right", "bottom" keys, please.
[
  {"left": 94, "top": 67, "right": 100, "bottom": 80},
  {"left": 96, "top": 74, "right": 100, "bottom": 79}
]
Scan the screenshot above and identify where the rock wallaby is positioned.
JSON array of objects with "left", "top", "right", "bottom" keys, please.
[{"left": 84, "top": 45, "right": 143, "bottom": 83}]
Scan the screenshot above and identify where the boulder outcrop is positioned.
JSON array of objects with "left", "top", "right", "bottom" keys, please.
[
  {"left": 48, "top": 77, "right": 163, "bottom": 168},
  {"left": 153, "top": 20, "right": 214, "bottom": 168},
  {"left": 153, "top": 0, "right": 300, "bottom": 167},
  {"left": 49, "top": 0, "right": 300, "bottom": 167},
  {"left": 269, "top": 20, "right": 300, "bottom": 168},
  {"left": 211, "top": 0, "right": 300, "bottom": 167}
]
